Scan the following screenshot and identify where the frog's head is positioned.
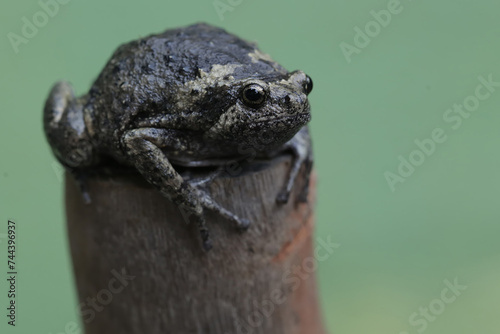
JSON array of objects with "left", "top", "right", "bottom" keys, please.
[{"left": 204, "top": 69, "right": 313, "bottom": 152}]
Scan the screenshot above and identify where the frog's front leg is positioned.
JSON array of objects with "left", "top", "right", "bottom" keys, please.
[
  {"left": 276, "top": 127, "right": 313, "bottom": 204},
  {"left": 122, "top": 128, "right": 249, "bottom": 251}
]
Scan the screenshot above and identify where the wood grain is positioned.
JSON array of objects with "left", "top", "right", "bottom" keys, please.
[{"left": 65, "top": 156, "right": 327, "bottom": 334}]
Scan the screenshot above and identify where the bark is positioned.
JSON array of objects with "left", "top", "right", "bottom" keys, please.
[{"left": 65, "top": 155, "right": 328, "bottom": 334}]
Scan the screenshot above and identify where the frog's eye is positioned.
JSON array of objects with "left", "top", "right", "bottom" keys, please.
[
  {"left": 303, "top": 75, "right": 313, "bottom": 95},
  {"left": 241, "top": 84, "right": 267, "bottom": 107}
]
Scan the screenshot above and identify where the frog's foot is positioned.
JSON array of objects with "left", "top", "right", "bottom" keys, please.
[
  {"left": 197, "top": 190, "right": 250, "bottom": 231},
  {"left": 185, "top": 169, "right": 250, "bottom": 231},
  {"left": 44, "top": 82, "right": 95, "bottom": 169},
  {"left": 169, "top": 193, "right": 214, "bottom": 251},
  {"left": 190, "top": 214, "right": 213, "bottom": 251},
  {"left": 179, "top": 194, "right": 249, "bottom": 251},
  {"left": 176, "top": 188, "right": 249, "bottom": 251}
]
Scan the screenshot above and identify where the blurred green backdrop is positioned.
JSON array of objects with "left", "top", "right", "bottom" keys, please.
[{"left": 1, "top": 0, "right": 500, "bottom": 333}]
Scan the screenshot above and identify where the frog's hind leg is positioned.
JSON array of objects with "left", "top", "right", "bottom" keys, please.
[{"left": 44, "top": 81, "right": 96, "bottom": 203}]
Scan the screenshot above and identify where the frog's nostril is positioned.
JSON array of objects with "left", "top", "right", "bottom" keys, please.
[{"left": 284, "top": 95, "right": 300, "bottom": 114}]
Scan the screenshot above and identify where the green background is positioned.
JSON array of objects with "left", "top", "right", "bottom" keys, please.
[{"left": 1, "top": 0, "right": 499, "bottom": 333}]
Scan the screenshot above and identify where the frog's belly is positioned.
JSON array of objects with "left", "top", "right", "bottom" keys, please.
[
  {"left": 165, "top": 146, "right": 288, "bottom": 168},
  {"left": 167, "top": 155, "right": 242, "bottom": 167}
]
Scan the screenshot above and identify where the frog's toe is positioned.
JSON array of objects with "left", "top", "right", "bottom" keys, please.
[
  {"left": 223, "top": 212, "right": 250, "bottom": 231},
  {"left": 238, "top": 218, "right": 251, "bottom": 231},
  {"left": 276, "top": 190, "right": 290, "bottom": 204},
  {"left": 197, "top": 189, "right": 250, "bottom": 231},
  {"left": 201, "top": 231, "right": 213, "bottom": 252}
]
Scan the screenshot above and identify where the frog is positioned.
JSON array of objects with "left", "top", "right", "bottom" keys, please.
[{"left": 43, "top": 23, "right": 314, "bottom": 251}]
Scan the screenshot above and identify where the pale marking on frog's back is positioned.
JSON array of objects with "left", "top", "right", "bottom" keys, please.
[
  {"left": 248, "top": 49, "right": 275, "bottom": 64},
  {"left": 185, "top": 63, "right": 242, "bottom": 91},
  {"left": 175, "top": 63, "right": 242, "bottom": 110},
  {"left": 51, "top": 102, "right": 64, "bottom": 125},
  {"left": 48, "top": 84, "right": 74, "bottom": 127},
  {"left": 83, "top": 110, "right": 95, "bottom": 138},
  {"left": 67, "top": 104, "right": 85, "bottom": 136},
  {"left": 207, "top": 105, "right": 238, "bottom": 136}
]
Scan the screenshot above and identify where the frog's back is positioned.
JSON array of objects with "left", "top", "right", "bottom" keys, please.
[
  {"left": 92, "top": 23, "right": 285, "bottom": 89},
  {"left": 157, "top": 23, "right": 274, "bottom": 77}
]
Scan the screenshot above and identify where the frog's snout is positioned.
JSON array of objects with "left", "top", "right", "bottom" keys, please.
[
  {"left": 278, "top": 70, "right": 313, "bottom": 115},
  {"left": 281, "top": 91, "right": 309, "bottom": 115}
]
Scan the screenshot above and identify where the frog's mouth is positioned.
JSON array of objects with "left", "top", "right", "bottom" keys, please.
[
  {"left": 250, "top": 112, "right": 311, "bottom": 126},
  {"left": 205, "top": 103, "right": 310, "bottom": 148},
  {"left": 226, "top": 112, "right": 309, "bottom": 151}
]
